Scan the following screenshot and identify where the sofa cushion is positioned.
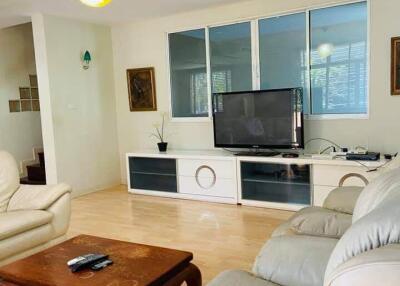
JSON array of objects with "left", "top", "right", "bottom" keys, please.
[
  {"left": 323, "top": 186, "right": 363, "bottom": 214},
  {"left": 353, "top": 168, "right": 400, "bottom": 222},
  {"left": 253, "top": 235, "right": 338, "bottom": 286},
  {"left": 271, "top": 221, "right": 293, "bottom": 237},
  {"left": 0, "top": 151, "right": 20, "bottom": 213},
  {"left": 290, "top": 209, "right": 352, "bottom": 239},
  {"left": 325, "top": 191, "right": 400, "bottom": 281},
  {"left": 208, "top": 270, "right": 280, "bottom": 286},
  {"left": 0, "top": 210, "right": 53, "bottom": 240}
]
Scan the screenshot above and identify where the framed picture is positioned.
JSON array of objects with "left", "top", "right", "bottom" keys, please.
[
  {"left": 391, "top": 37, "right": 400, "bottom": 95},
  {"left": 127, "top": 67, "right": 157, "bottom": 111}
]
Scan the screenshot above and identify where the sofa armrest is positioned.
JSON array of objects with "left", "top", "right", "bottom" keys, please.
[
  {"left": 253, "top": 235, "right": 338, "bottom": 286},
  {"left": 325, "top": 244, "right": 400, "bottom": 286},
  {"left": 7, "top": 183, "right": 72, "bottom": 211}
]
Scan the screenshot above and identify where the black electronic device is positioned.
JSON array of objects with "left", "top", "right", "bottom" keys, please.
[
  {"left": 67, "top": 253, "right": 109, "bottom": 273},
  {"left": 346, "top": 152, "right": 380, "bottom": 161},
  {"left": 212, "top": 88, "right": 304, "bottom": 149}
]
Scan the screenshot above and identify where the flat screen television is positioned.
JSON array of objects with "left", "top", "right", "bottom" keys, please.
[{"left": 212, "top": 88, "right": 304, "bottom": 149}]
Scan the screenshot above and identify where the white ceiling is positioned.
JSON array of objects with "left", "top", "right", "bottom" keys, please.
[{"left": 0, "top": 0, "right": 248, "bottom": 29}]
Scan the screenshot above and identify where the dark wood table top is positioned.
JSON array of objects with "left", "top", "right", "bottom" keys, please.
[{"left": 0, "top": 235, "right": 194, "bottom": 286}]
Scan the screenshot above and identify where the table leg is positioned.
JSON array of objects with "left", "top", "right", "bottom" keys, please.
[{"left": 164, "top": 263, "right": 202, "bottom": 286}]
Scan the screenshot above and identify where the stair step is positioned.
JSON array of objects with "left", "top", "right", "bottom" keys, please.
[
  {"left": 27, "top": 164, "right": 46, "bottom": 182},
  {"left": 38, "top": 152, "right": 45, "bottom": 168},
  {"left": 20, "top": 177, "right": 46, "bottom": 185}
]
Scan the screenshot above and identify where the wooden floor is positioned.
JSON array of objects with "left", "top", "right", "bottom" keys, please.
[{"left": 68, "top": 185, "right": 293, "bottom": 285}]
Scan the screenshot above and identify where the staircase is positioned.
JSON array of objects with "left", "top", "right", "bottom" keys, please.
[{"left": 20, "top": 152, "right": 46, "bottom": 185}]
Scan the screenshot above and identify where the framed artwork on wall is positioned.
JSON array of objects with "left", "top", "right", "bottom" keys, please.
[
  {"left": 391, "top": 37, "right": 400, "bottom": 95},
  {"left": 127, "top": 67, "right": 157, "bottom": 111}
]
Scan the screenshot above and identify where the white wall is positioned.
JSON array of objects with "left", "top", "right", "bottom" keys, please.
[
  {"left": 112, "top": 0, "right": 400, "bottom": 183},
  {"left": 32, "top": 15, "right": 120, "bottom": 196},
  {"left": 0, "top": 23, "right": 43, "bottom": 171}
]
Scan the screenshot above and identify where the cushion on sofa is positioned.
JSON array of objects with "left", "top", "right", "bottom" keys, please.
[
  {"left": 290, "top": 210, "right": 352, "bottom": 239},
  {"left": 325, "top": 191, "right": 400, "bottom": 282},
  {"left": 271, "top": 206, "right": 327, "bottom": 237},
  {"left": 323, "top": 186, "right": 363, "bottom": 214},
  {"left": 353, "top": 168, "right": 400, "bottom": 222},
  {"left": 208, "top": 270, "right": 280, "bottom": 286},
  {"left": 0, "top": 210, "right": 53, "bottom": 240},
  {"left": 0, "top": 151, "right": 20, "bottom": 213},
  {"left": 253, "top": 235, "right": 338, "bottom": 286}
]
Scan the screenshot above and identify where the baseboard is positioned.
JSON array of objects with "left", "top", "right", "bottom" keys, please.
[{"left": 71, "top": 182, "right": 122, "bottom": 198}]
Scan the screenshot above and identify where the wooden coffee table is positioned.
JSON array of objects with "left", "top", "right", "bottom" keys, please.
[{"left": 0, "top": 235, "right": 201, "bottom": 286}]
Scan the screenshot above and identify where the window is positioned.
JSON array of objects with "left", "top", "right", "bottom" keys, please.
[
  {"left": 167, "top": 1, "right": 368, "bottom": 119},
  {"left": 169, "top": 29, "right": 208, "bottom": 117},
  {"left": 209, "top": 22, "right": 253, "bottom": 93},
  {"left": 310, "top": 2, "right": 368, "bottom": 114},
  {"left": 259, "top": 13, "right": 308, "bottom": 110}
]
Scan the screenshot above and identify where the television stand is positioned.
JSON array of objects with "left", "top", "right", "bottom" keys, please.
[{"left": 234, "top": 151, "right": 281, "bottom": 157}]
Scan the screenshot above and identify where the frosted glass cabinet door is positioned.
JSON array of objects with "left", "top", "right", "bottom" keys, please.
[
  {"left": 169, "top": 29, "right": 208, "bottom": 118},
  {"left": 209, "top": 22, "right": 253, "bottom": 93},
  {"left": 241, "top": 162, "right": 311, "bottom": 205}
]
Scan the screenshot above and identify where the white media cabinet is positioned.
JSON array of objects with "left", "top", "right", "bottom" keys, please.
[{"left": 126, "top": 150, "right": 386, "bottom": 211}]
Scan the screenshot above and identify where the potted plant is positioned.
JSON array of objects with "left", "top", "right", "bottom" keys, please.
[{"left": 151, "top": 112, "right": 168, "bottom": 152}]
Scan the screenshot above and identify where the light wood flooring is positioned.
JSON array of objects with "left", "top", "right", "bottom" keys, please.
[{"left": 68, "top": 185, "right": 293, "bottom": 284}]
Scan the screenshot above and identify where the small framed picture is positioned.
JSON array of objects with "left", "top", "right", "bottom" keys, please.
[
  {"left": 391, "top": 37, "right": 400, "bottom": 95},
  {"left": 127, "top": 67, "right": 157, "bottom": 111}
]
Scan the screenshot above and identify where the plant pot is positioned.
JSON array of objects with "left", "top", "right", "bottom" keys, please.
[{"left": 157, "top": 142, "right": 168, "bottom": 152}]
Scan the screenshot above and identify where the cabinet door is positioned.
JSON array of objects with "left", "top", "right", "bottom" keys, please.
[
  {"left": 313, "top": 165, "right": 371, "bottom": 187},
  {"left": 129, "top": 157, "right": 177, "bottom": 193},
  {"left": 241, "top": 162, "right": 311, "bottom": 205}
]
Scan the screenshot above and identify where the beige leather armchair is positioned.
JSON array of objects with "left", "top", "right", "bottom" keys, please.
[
  {"left": 0, "top": 151, "right": 72, "bottom": 266},
  {"left": 209, "top": 166, "right": 400, "bottom": 286}
]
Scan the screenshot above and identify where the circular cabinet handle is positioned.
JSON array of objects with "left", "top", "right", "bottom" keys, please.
[
  {"left": 195, "top": 165, "right": 216, "bottom": 190},
  {"left": 339, "top": 173, "right": 369, "bottom": 187}
]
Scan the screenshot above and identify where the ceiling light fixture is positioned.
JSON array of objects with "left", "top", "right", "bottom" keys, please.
[
  {"left": 317, "top": 43, "right": 335, "bottom": 59},
  {"left": 80, "top": 0, "right": 112, "bottom": 8}
]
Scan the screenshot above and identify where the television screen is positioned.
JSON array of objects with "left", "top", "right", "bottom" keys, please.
[{"left": 212, "top": 88, "right": 303, "bottom": 149}]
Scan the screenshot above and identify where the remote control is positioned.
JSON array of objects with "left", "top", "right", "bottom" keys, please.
[
  {"left": 68, "top": 253, "right": 109, "bottom": 272},
  {"left": 91, "top": 259, "right": 113, "bottom": 271}
]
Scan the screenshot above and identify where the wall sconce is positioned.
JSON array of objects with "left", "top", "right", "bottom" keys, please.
[{"left": 82, "top": 50, "right": 91, "bottom": 70}]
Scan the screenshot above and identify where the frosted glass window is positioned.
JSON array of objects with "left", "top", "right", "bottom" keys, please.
[
  {"left": 209, "top": 22, "right": 252, "bottom": 93},
  {"left": 169, "top": 29, "right": 208, "bottom": 117},
  {"left": 310, "top": 2, "right": 368, "bottom": 114},
  {"left": 259, "top": 13, "right": 307, "bottom": 101}
]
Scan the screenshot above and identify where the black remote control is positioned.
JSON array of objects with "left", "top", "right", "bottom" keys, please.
[{"left": 68, "top": 254, "right": 109, "bottom": 272}]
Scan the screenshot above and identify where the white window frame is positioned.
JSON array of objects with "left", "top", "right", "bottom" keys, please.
[{"left": 165, "top": 0, "right": 369, "bottom": 122}]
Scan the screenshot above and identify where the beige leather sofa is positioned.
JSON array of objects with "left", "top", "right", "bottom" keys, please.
[
  {"left": 209, "top": 166, "right": 400, "bottom": 286},
  {"left": 0, "top": 151, "right": 72, "bottom": 266}
]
